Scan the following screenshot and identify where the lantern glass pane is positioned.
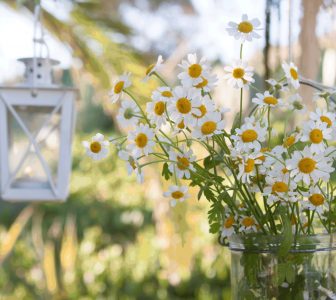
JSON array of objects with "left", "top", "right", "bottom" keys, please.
[{"left": 8, "top": 105, "right": 61, "bottom": 189}]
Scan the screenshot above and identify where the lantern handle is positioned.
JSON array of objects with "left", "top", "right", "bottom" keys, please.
[{"left": 32, "top": 3, "right": 51, "bottom": 96}]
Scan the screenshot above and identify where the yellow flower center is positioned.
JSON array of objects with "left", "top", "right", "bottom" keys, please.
[
  {"left": 309, "top": 194, "right": 324, "bottom": 206},
  {"left": 244, "top": 158, "right": 255, "bottom": 173},
  {"left": 135, "top": 133, "right": 148, "bottom": 148},
  {"left": 161, "top": 91, "right": 173, "bottom": 98},
  {"left": 320, "top": 116, "right": 332, "bottom": 127},
  {"left": 154, "top": 101, "right": 165, "bottom": 116},
  {"left": 145, "top": 64, "right": 155, "bottom": 75},
  {"left": 114, "top": 81, "right": 124, "bottom": 94},
  {"left": 172, "top": 191, "right": 184, "bottom": 199},
  {"left": 242, "top": 217, "right": 255, "bottom": 227},
  {"left": 272, "top": 181, "right": 289, "bottom": 193},
  {"left": 201, "top": 121, "right": 217, "bottom": 135},
  {"left": 176, "top": 97, "right": 192, "bottom": 114},
  {"left": 232, "top": 68, "right": 245, "bottom": 79},
  {"left": 177, "top": 156, "right": 190, "bottom": 170},
  {"left": 195, "top": 77, "right": 208, "bottom": 88},
  {"left": 188, "top": 63, "right": 202, "bottom": 78},
  {"left": 238, "top": 21, "right": 253, "bottom": 33},
  {"left": 309, "top": 129, "right": 323, "bottom": 144},
  {"left": 241, "top": 129, "right": 258, "bottom": 143},
  {"left": 290, "top": 68, "right": 298, "bottom": 80},
  {"left": 282, "top": 167, "right": 289, "bottom": 174},
  {"left": 224, "top": 216, "right": 235, "bottom": 228},
  {"left": 284, "top": 136, "right": 295, "bottom": 148},
  {"left": 298, "top": 157, "right": 316, "bottom": 174},
  {"left": 263, "top": 96, "right": 278, "bottom": 105},
  {"left": 192, "top": 104, "right": 207, "bottom": 119},
  {"left": 90, "top": 141, "right": 102, "bottom": 153},
  {"left": 178, "top": 120, "right": 185, "bottom": 129}
]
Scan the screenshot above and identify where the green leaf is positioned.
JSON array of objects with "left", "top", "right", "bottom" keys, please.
[{"left": 161, "top": 163, "right": 172, "bottom": 180}]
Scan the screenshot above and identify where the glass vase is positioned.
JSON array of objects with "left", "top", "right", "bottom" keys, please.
[{"left": 228, "top": 234, "right": 336, "bottom": 300}]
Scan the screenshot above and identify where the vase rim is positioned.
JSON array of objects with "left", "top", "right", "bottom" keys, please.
[{"left": 227, "top": 232, "right": 336, "bottom": 253}]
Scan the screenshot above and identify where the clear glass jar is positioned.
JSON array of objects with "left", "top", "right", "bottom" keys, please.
[{"left": 228, "top": 234, "right": 336, "bottom": 300}]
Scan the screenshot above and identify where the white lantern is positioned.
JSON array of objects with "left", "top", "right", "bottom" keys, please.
[{"left": 0, "top": 57, "right": 77, "bottom": 202}]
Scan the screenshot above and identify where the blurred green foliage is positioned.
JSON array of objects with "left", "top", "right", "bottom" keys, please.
[{"left": 0, "top": 134, "right": 231, "bottom": 299}]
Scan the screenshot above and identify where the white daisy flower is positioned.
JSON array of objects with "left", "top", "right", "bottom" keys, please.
[
  {"left": 192, "top": 111, "right": 225, "bottom": 140},
  {"left": 127, "top": 124, "right": 156, "bottom": 158},
  {"left": 239, "top": 215, "right": 258, "bottom": 233},
  {"left": 231, "top": 117, "right": 267, "bottom": 152},
  {"left": 282, "top": 62, "right": 300, "bottom": 89},
  {"left": 301, "top": 120, "right": 332, "bottom": 153},
  {"left": 252, "top": 91, "right": 283, "bottom": 108},
  {"left": 151, "top": 86, "right": 174, "bottom": 102},
  {"left": 178, "top": 53, "right": 210, "bottom": 87},
  {"left": 118, "top": 150, "right": 144, "bottom": 183},
  {"left": 221, "top": 214, "right": 237, "bottom": 238},
  {"left": 282, "top": 133, "right": 299, "bottom": 149},
  {"left": 234, "top": 152, "right": 263, "bottom": 184},
  {"left": 163, "top": 185, "right": 190, "bottom": 207},
  {"left": 167, "top": 86, "right": 202, "bottom": 127},
  {"left": 266, "top": 78, "right": 289, "bottom": 93},
  {"left": 310, "top": 108, "right": 336, "bottom": 131},
  {"left": 286, "top": 146, "right": 334, "bottom": 185},
  {"left": 189, "top": 95, "right": 216, "bottom": 126},
  {"left": 226, "top": 14, "right": 261, "bottom": 42},
  {"left": 224, "top": 60, "right": 255, "bottom": 89},
  {"left": 143, "top": 55, "right": 163, "bottom": 81},
  {"left": 109, "top": 72, "right": 131, "bottom": 103},
  {"left": 146, "top": 97, "right": 168, "bottom": 128},
  {"left": 168, "top": 146, "right": 196, "bottom": 179},
  {"left": 263, "top": 175, "right": 297, "bottom": 205},
  {"left": 193, "top": 72, "right": 218, "bottom": 92},
  {"left": 82, "top": 133, "right": 109, "bottom": 161},
  {"left": 117, "top": 99, "right": 140, "bottom": 128},
  {"left": 302, "top": 186, "right": 327, "bottom": 214},
  {"left": 287, "top": 93, "right": 306, "bottom": 111}
]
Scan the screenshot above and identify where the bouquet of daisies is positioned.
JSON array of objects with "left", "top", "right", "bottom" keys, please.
[{"left": 83, "top": 14, "right": 336, "bottom": 243}]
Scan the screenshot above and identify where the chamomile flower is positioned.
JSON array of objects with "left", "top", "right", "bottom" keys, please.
[
  {"left": 146, "top": 97, "right": 168, "bottom": 128},
  {"left": 283, "top": 133, "right": 299, "bottom": 149},
  {"left": 287, "top": 93, "right": 306, "bottom": 111},
  {"left": 282, "top": 62, "right": 300, "bottom": 89},
  {"left": 263, "top": 175, "right": 297, "bottom": 205},
  {"left": 286, "top": 146, "right": 334, "bottom": 185},
  {"left": 192, "top": 111, "right": 225, "bottom": 140},
  {"left": 221, "top": 214, "right": 237, "bottom": 238},
  {"left": 127, "top": 124, "right": 156, "bottom": 158},
  {"left": 301, "top": 120, "right": 332, "bottom": 153},
  {"left": 224, "top": 60, "right": 254, "bottom": 89},
  {"left": 235, "top": 152, "right": 263, "bottom": 184},
  {"left": 239, "top": 215, "right": 258, "bottom": 233},
  {"left": 189, "top": 95, "right": 216, "bottom": 126},
  {"left": 117, "top": 99, "right": 140, "bottom": 128},
  {"left": 82, "top": 133, "right": 109, "bottom": 160},
  {"left": 143, "top": 55, "right": 163, "bottom": 81},
  {"left": 163, "top": 185, "right": 190, "bottom": 207},
  {"left": 168, "top": 146, "right": 196, "bottom": 179},
  {"left": 109, "top": 72, "right": 131, "bottom": 103},
  {"left": 178, "top": 53, "right": 209, "bottom": 87},
  {"left": 167, "top": 86, "right": 202, "bottom": 126},
  {"left": 118, "top": 150, "right": 144, "bottom": 183},
  {"left": 193, "top": 72, "right": 218, "bottom": 92},
  {"left": 151, "top": 86, "right": 174, "bottom": 102},
  {"left": 226, "top": 14, "right": 261, "bottom": 42},
  {"left": 252, "top": 91, "right": 283, "bottom": 108},
  {"left": 302, "top": 186, "right": 327, "bottom": 214},
  {"left": 310, "top": 108, "right": 336, "bottom": 130},
  {"left": 266, "top": 78, "right": 289, "bottom": 93},
  {"left": 232, "top": 117, "right": 267, "bottom": 152}
]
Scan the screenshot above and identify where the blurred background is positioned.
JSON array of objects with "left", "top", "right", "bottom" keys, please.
[{"left": 0, "top": 0, "right": 336, "bottom": 299}]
